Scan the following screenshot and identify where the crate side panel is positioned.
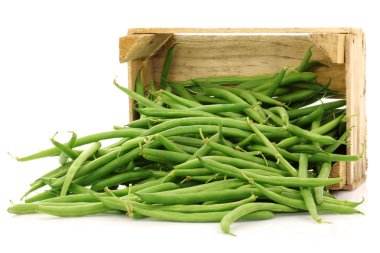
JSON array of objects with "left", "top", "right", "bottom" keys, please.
[{"left": 151, "top": 35, "right": 345, "bottom": 93}]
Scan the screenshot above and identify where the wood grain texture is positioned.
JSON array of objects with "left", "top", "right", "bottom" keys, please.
[
  {"left": 128, "top": 27, "right": 362, "bottom": 35},
  {"left": 120, "top": 34, "right": 173, "bottom": 62},
  {"left": 310, "top": 34, "right": 346, "bottom": 64},
  {"left": 150, "top": 35, "right": 345, "bottom": 94},
  {"left": 329, "top": 162, "right": 347, "bottom": 190}
]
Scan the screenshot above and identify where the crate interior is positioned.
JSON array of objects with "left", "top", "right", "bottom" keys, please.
[{"left": 123, "top": 30, "right": 366, "bottom": 190}]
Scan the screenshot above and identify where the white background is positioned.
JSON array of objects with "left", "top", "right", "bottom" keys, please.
[{"left": 0, "top": 0, "right": 379, "bottom": 252}]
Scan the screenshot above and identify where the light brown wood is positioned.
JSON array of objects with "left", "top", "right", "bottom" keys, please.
[
  {"left": 328, "top": 162, "right": 347, "bottom": 190},
  {"left": 122, "top": 28, "right": 366, "bottom": 190},
  {"left": 310, "top": 34, "right": 346, "bottom": 64},
  {"left": 149, "top": 35, "right": 345, "bottom": 94},
  {"left": 128, "top": 27, "right": 363, "bottom": 35},
  {"left": 119, "top": 33, "right": 173, "bottom": 62}
]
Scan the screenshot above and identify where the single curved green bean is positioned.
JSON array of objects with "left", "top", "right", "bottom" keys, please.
[
  {"left": 221, "top": 202, "right": 296, "bottom": 235},
  {"left": 296, "top": 47, "right": 312, "bottom": 72},
  {"left": 61, "top": 142, "right": 101, "bottom": 196},
  {"left": 187, "top": 103, "right": 249, "bottom": 114},
  {"left": 298, "top": 154, "right": 321, "bottom": 223},
  {"left": 135, "top": 69, "right": 145, "bottom": 108},
  {"left": 135, "top": 188, "right": 255, "bottom": 205},
  {"left": 314, "top": 162, "right": 332, "bottom": 205},
  {"left": 37, "top": 202, "right": 110, "bottom": 217},
  {"left": 136, "top": 108, "right": 216, "bottom": 118},
  {"left": 193, "top": 94, "right": 229, "bottom": 104},
  {"left": 161, "top": 45, "right": 176, "bottom": 89},
  {"left": 193, "top": 74, "right": 275, "bottom": 85},
  {"left": 286, "top": 124, "right": 336, "bottom": 145},
  {"left": 170, "top": 82, "right": 198, "bottom": 102}
]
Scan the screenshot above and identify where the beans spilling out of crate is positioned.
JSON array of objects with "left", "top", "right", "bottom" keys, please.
[{"left": 9, "top": 47, "right": 363, "bottom": 235}]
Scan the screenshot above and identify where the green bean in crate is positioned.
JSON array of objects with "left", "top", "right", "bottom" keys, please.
[{"left": 8, "top": 46, "right": 363, "bottom": 235}]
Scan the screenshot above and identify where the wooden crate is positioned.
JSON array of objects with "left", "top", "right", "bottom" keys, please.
[{"left": 119, "top": 28, "right": 366, "bottom": 191}]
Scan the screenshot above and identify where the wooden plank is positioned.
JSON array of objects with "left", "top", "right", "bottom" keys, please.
[
  {"left": 150, "top": 35, "right": 345, "bottom": 93},
  {"left": 119, "top": 33, "right": 173, "bottom": 63},
  {"left": 329, "top": 162, "right": 346, "bottom": 190},
  {"left": 128, "top": 27, "right": 362, "bottom": 35},
  {"left": 310, "top": 34, "right": 346, "bottom": 64}
]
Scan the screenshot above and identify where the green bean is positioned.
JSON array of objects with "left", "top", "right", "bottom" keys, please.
[
  {"left": 141, "top": 148, "right": 190, "bottom": 164},
  {"left": 175, "top": 156, "right": 288, "bottom": 176},
  {"left": 25, "top": 190, "right": 59, "bottom": 203},
  {"left": 247, "top": 119, "right": 298, "bottom": 176},
  {"left": 293, "top": 106, "right": 324, "bottom": 127},
  {"left": 175, "top": 144, "right": 199, "bottom": 154},
  {"left": 268, "top": 107, "right": 289, "bottom": 126},
  {"left": 203, "top": 88, "right": 265, "bottom": 123},
  {"left": 161, "top": 45, "right": 176, "bottom": 89},
  {"left": 167, "top": 136, "right": 203, "bottom": 147},
  {"left": 221, "top": 202, "right": 297, "bottom": 235},
  {"left": 189, "top": 132, "right": 219, "bottom": 159},
  {"left": 143, "top": 117, "right": 287, "bottom": 137},
  {"left": 193, "top": 74, "right": 275, "bottom": 85},
  {"left": 264, "top": 68, "right": 286, "bottom": 97},
  {"left": 127, "top": 118, "right": 156, "bottom": 128},
  {"left": 170, "top": 82, "right": 198, "bottom": 102},
  {"left": 135, "top": 69, "right": 145, "bottom": 108},
  {"left": 37, "top": 202, "right": 110, "bottom": 217},
  {"left": 130, "top": 205, "right": 272, "bottom": 223},
  {"left": 200, "top": 157, "right": 341, "bottom": 187},
  {"left": 278, "top": 116, "right": 343, "bottom": 148},
  {"left": 160, "top": 90, "right": 200, "bottom": 107},
  {"left": 159, "top": 125, "right": 252, "bottom": 139},
  {"left": 277, "top": 89, "right": 316, "bottom": 104},
  {"left": 314, "top": 162, "right": 332, "bottom": 205},
  {"left": 254, "top": 183, "right": 361, "bottom": 214},
  {"left": 135, "top": 188, "right": 255, "bottom": 205},
  {"left": 75, "top": 147, "right": 141, "bottom": 186},
  {"left": 286, "top": 124, "right": 336, "bottom": 145},
  {"left": 324, "top": 130, "right": 349, "bottom": 153},
  {"left": 308, "top": 153, "right": 359, "bottom": 162},
  {"left": 193, "top": 94, "right": 228, "bottom": 104},
  {"left": 205, "top": 140, "right": 279, "bottom": 169},
  {"left": 61, "top": 142, "right": 101, "bottom": 196},
  {"left": 281, "top": 72, "right": 317, "bottom": 85},
  {"left": 237, "top": 75, "right": 276, "bottom": 89},
  {"left": 298, "top": 154, "right": 321, "bottom": 223},
  {"left": 91, "top": 170, "right": 153, "bottom": 191},
  {"left": 51, "top": 149, "right": 121, "bottom": 189},
  {"left": 161, "top": 179, "right": 244, "bottom": 194},
  {"left": 262, "top": 108, "right": 285, "bottom": 126},
  {"left": 156, "top": 134, "right": 188, "bottom": 154},
  {"left": 136, "top": 182, "right": 179, "bottom": 193},
  {"left": 136, "top": 108, "right": 216, "bottom": 118},
  {"left": 223, "top": 87, "right": 266, "bottom": 123},
  {"left": 58, "top": 131, "right": 78, "bottom": 164},
  {"left": 296, "top": 47, "right": 312, "bottom": 72},
  {"left": 17, "top": 129, "right": 144, "bottom": 161},
  {"left": 287, "top": 100, "right": 346, "bottom": 119},
  {"left": 305, "top": 60, "right": 329, "bottom": 71},
  {"left": 288, "top": 144, "right": 325, "bottom": 154},
  {"left": 187, "top": 103, "right": 250, "bottom": 114},
  {"left": 114, "top": 80, "right": 163, "bottom": 108},
  {"left": 249, "top": 91, "right": 287, "bottom": 107}
]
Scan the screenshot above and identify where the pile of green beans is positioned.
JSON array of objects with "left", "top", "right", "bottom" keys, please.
[{"left": 8, "top": 47, "right": 363, "bottom": 235}]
